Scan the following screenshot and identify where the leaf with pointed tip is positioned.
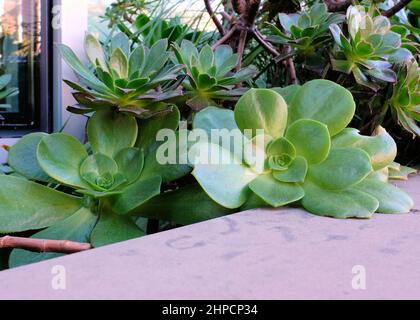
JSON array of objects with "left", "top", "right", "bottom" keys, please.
[
  {"left": 129, "top": 45, "right": 146, "bottom": 77},
  {"left": 198, "top": 45, "right": 214, "bottom": 72},
  {"left": 59, "top": 44, "right": 111, "bottom": 95},
  {"left": 84, "top": 33, "right": 107, "bottom": 70},
  {"left": 110, "top": 48, "right": 129, "bottom": 79},
  {"left": 142, "top": 39, "right": 169, "bottom": 77},
  {"left": 111, "top": 32, "right": 130, "bottom": 57},
  {"left": 214, "top": 45, "right": 233, "bottom": 70}
]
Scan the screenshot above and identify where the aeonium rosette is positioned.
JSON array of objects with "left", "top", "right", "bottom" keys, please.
[{"left": 189, "top": 80, "right": 414, "bottom": 218}]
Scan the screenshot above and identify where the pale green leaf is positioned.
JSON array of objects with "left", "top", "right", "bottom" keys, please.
[
  {"left": 308, "top": 148, "right": 372, "bottom": 190},
  {"left": 91, "top": 205, "right": 144, "bottom": 248},
  {"left": 0, "top": 176, "right": 82, "bottom": 233},
  {"left": 114, "top": 148, "right": 144, "bottom": 184},
  {"left": 192, "top": 142, "right": 258, "bottom": 209},
  {"left": 129, "top": 184, "right": 233, "bottom": 225},
  {"left": 84, "top": 33, "right": 107, "bottom": 70},
  {"left": 235, "top": 89, "right": 288, "bottom": 138},
  {"left": 289, "top": 80, "right": 356, "bottom": 136},
  {"left": 273, "top": 156, "right": 308, "bottom": 183},
  {"left": 249, "top": 174, "right": 304, "bottom": 207},
  {"left": 110, "top": 48, "right": 129, "bottom": 79},
  {"left": 88, "top": 109, "right": 138, "bottom": 158},
  {"left": 285, "top": 119, "right": 331, "bottom": 164},
  {"left": 332, "top": 127, "right": 397, "bottom": 170},
  {"left": 37, "top": 133, "right": 89, "bottom": 189},
  {"left": 110, "top": 175, "right": 162, "bottom": 214},
  {"left": 354, "top": 179, "right": 414, "bottom": 214},
  {"left": 138, "top": 104, "right": 180, "bottom": 150},
  {"left": 8, "top": 133, "right": 51, "bottom": 182},
  {"left": 302, "top": 180, "right": 379, "bottom": 219}
]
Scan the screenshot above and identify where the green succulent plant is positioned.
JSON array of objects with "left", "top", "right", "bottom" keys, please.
[
  {"left": 387, "top": 161, "right": 418, "bottom": 180},
  {"left": 388, "top": 59, "right": 420, "bottom": 136},
  {"left": 60, "top": 33, "right": 183, "bottom": 118},
  {"left": 0, "top": 108, "right": 193, "bottom": 267},
  {"left": 189, "top": 80, "right": 413, "bottom": 218},
  {"left": 128, "top": 14, "right": 201, "bottom": 47},
  {"left": 0, "top": 74, "right": 19, "bottom": 108},
  {"left": 268, "top": 3, "right": 344, "bottom": 69},
  {"left": 330, "top": 5, "right": 412, "bottom": 91},
  {"left": 172, "top": 40, "right": 258, "bottom": 110}
]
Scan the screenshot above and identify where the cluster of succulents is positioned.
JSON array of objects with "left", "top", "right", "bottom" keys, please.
[
  {"left": 61, "top": 34, "right": 183, "bottom": 118},
  {"left": 389, "top": 59, "right": 420, "bottom": 136},
  {"left": 172, "top": 40, "right": 258, "bottom": 110},
  {"left": 330, "top": 5, "right": 413, "bottom": 91},
  {"left": 189, "top": 80, "right": 413, "bottom": 218},
  {"left": 268, "top": 3, "right": 344, "bottom": 69}
]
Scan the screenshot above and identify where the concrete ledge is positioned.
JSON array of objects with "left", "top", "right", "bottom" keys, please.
[{"left": 0, "top": 176, "right": 419, "bottom": 300}]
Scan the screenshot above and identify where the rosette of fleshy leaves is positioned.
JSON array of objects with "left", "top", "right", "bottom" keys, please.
[
  {"left": 172, "top": 40, "right": 258, "bottom": 111},
  {"left": 330, "top": 5, "right": 413, "bottom": 91},
  {"left": 190, "top": 79, "right": 414, "bottom": 218},
  {"left": 60, "top": 33, "right": 183, "bottom": 118},
  {"left": 268, "top": 3, "right": 344, "bottom": 71},
  {"left": 388, "top": 59, "right": 420, "bottom": 136},
  {"left": 0, "top": 107, "right": 193, "bottom": 267}
]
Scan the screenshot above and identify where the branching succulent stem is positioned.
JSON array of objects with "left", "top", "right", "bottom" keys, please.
[
  {"left": 382, "top": 0, "right": 412, "bottom": 17},
  {"left": 0, "top": 236, "right": 92, "bottom": 254},
  {"left": 324, "top": 0, "right": 352, "bottom": 11},
  {"left": 204, "top": 0, "right": 226, "bottom": 36}
]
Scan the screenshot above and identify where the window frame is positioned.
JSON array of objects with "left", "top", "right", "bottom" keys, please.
[{"left": 0, "top": 0, "right": 53, "bottom": 138}]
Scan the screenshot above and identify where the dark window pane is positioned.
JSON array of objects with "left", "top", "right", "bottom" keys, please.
[{"left": 0, "top": 0, "right": 41, "bottom": 131}]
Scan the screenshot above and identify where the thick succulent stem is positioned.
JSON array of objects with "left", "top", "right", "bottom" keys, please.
[
  {"left": 204, "top": 0, "right": 225, "bottom": 36},
  {"left": 253, "top": 29, "right": 281, "bottom": 57},
  {"left": 212, "top": 25, "right": 238, "bottom": 50},
  {"left": 286, "top": 55, "right": 297, "bottom": 84},
  {"left": 324, "top": 0, "right": 352, "bottom": 11},
  {"left": 232, "top": 0, "right": 246, "bottom": 14},
  {"left": 0, "top": 236, "right": 92, "bottom": 254},
  {"left": 236, "top": 30, "right": 248, "bottom": 70}
]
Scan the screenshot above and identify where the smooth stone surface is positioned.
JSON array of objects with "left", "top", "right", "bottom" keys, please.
[{"left": 0, "top": 175, "right": 419, "bottom": 300}]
